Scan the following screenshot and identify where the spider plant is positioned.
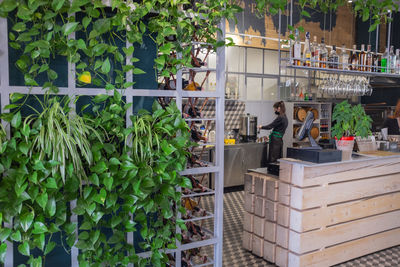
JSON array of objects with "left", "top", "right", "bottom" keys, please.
[{"left": 23, "top": 95, "right": 100, "bottom": 183}]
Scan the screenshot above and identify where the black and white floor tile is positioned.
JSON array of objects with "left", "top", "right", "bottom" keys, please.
[{"left": 200, "top": 191, "right": 400, "bottom": 267}]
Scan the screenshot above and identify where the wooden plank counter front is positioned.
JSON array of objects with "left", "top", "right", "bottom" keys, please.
[{"left": 274, "top": 153, "right": 400, "bottom": 267}]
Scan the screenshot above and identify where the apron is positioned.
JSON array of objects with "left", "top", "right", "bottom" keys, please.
[{"left": 269, "top": 131, "right": 283, "bottom": 163}]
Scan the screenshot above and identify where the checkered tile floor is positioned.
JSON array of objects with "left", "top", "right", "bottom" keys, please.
[{"left": 200, "top": 191, "right": 400, "bottom": 267}]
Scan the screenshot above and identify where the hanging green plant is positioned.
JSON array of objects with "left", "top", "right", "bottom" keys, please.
[
  {"left": 73, "top": 92, "right": 192, "bottom": 266},
  {"left": 0, "top": 95, "right": 95, "bottom": 266}
]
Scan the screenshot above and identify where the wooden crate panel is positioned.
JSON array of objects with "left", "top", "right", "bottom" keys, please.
[
  {"left": 290, "top": 173, "right": 400, "bottom": 210},
  {"left": 254, "top": 176, "right": 267, "bottom": 197},
  {"left": 244, "top": 192, "right": 255, "bottom": 213},
  {"left": 275, "top": 246, "right": 288, "bottom": 267},
  {"left": 266, "top": 178, "right": 279, "bottom": 201},
  {"left": 277, "top": 204, "right": 290, "bottom": 227},
  {"left": 242, "top": 231, "right": 253, "bottom": 251},
  {"left": 254, "top": 196, "right": 266, "bottom": 217},
  {"left": 263, "top": 240, "right": 276, "bottom": 263},
  {"left": 278, "top": 182, "right": 291, "bottom": 206},
  {"left": 244, "top": 173, "right": 254, "bottom": 194},
  {"left": 288, "top": 209, "right": 400, "bottom": 254},
  {"left": 276, "top": 225, "right": 289, "bottom": 248},
  {"left": 253, "top": 215, "right": 265, "bottom": 237},
  {"left": 252, "top": 235, "right": 264, "bottom": 257},
  {"left": 290, "top": 191, "right": 400, "bottom": 232},
  {"left": 264, "top": 220, "right": 277, "bottom": 242},
  {"left": 298, "top": 157, "right": 400, "bottom": 187},
  {"left": 288, "top": 228, "right": 400, "bottom": 267},
  {"left": 265, "top": 200, "right": 277, "bottom": 222},
  {"left": 279, "top": 162, "right": 292, "bottom": 183},
  {"left": 243, "top": 211, "right": 254, "bottom": 233}
]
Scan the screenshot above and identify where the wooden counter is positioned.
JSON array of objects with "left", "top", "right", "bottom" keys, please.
[{"left": 274, "top": 153, "right": 400, "bottom": 267}]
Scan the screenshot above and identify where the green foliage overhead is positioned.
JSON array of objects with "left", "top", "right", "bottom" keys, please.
[
  {"left": 1, "top": 0, "right": 397, "bottom": 92},
  {"left": 331, "top": 100, "right": 372, "bottom": 140}
]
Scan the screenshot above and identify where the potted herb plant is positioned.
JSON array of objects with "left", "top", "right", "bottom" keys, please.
[{"left": 331, "top": 100, "right": 373, "bottom": 160}]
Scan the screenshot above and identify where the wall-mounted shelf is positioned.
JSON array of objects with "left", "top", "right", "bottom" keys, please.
[{"left": 286, "top": 64, "right": 400, "bottom": 78}]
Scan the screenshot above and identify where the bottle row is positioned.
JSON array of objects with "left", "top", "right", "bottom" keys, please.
[{"left": 292, "top": 30, "right": 400, "bottom": 74}]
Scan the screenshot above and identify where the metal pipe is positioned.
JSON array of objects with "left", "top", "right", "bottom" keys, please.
[
  {"left": 278, "top": 9, "right": 282, "bottom": 100},
  {"left": 376, "top": 24, "right": 380, "bottom": 53},
  {"left": 214, "top": 18, "right": 226, "bottom": 267}
]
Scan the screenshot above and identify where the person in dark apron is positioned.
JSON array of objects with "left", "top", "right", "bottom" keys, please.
[{"left": 258, "top": 101, "right": 288, "bottom": 163}]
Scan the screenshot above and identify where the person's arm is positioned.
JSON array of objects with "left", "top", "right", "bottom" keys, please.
[{"left": 260, "top": 116, "right": 282, "bottom": 130}]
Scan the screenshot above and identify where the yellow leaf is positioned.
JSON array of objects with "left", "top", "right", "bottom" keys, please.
[{"left": 79, "top": 71, "right": 91, "bottom": 84}]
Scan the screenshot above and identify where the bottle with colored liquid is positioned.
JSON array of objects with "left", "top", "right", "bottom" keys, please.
[
  {"left": 381, "top": 47, "right": 389, "bottom": 73},
  {"left": 303, "top": 32, "right": 312, "bottom": 67}
]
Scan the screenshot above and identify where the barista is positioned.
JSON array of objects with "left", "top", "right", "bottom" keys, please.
[
  {"left": 257, "top": 101, "right": 288, "bottom": 163},
  {"left": 382, "top": 99, "right": 400, "bottom": 135}
]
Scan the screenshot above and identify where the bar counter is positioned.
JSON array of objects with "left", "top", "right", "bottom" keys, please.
[
  {"left": 278, "top": 151, "right": 400, "bottom": 266},
  {"left": 243, "top": 151, "right": 400, "bottom": 266}
]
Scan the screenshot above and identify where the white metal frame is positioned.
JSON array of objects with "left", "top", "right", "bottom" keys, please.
[{"left": 0, "top": 15, "right": 225, "bottom": 267}]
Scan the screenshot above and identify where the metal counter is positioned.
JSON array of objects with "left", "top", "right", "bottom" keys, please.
[{"left": 211, "top": 142, "right": 268, "bottom": 188}]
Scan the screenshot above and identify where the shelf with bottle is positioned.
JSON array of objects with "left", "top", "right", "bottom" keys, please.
[{"left": 288, "top": 31, "right": 400, "bottom": 77}]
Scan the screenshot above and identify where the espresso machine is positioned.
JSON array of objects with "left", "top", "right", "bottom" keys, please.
[{"left": 239, "top": 114, "right": 258, "bottom": 142}]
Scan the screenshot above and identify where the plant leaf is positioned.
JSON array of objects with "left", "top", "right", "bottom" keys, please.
[
  {"left": 11, "top": 112, "right": 21, "bottom": 128},
  {"left": 62, "top": 22, "right": 79, "bottom": 36},
  {"left": 101, "top": 58, "right": 111, "bottom": 74},
  {"left": 18, "top": 242, "right": 30, "bottom": 256},
  {"left": 20, "top": 212, "right": 34, "bottom": 232},
  {"left": 32, "top": 222, "right": 48, "bottom": 234}
]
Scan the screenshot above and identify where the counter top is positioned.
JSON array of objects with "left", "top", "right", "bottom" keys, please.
[
  {"left": 273, "top": 149, "right": 400, "bottom": 267},
  {"left": 224, "top": 142, "right": 267, "bottom": 148},
  {"left": 279, "top": 150, "right": 400, "bottom": 167}
]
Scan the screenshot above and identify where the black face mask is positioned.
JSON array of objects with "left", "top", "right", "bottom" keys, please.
[{"left": 275, "top": 111, "right": 280, "bottom": 115}]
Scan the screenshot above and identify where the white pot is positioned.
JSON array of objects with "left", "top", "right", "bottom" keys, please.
[{"left": 335, "top": 139, "right": 355, "bottom": 161}]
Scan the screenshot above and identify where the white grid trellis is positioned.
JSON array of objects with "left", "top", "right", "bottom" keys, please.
[{"left": 0, "top": 16, "right": 225, "bottom": 267}]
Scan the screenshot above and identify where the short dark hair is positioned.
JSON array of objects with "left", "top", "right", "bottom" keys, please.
[{"left": 273, "top": 101, "right": 285, "bottom": 115}]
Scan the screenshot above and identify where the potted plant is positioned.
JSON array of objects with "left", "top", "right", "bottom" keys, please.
[{"left": 331, "top": 100, "right": 372, "bottom": 160}]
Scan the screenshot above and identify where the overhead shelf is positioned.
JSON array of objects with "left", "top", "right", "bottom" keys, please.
[{"left": 286, "top": 64, "right": 400, "bottom": 78}]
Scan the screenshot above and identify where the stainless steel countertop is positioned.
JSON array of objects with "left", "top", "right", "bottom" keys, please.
[{"left": 224, "top": 142, "right": 268, "bottom": 148}]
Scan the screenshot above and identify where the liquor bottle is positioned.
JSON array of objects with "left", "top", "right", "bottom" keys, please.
[
  {"left": 319, "top": 37, "right": 328, "bottom": 68},
  {"left": 366, "top": 45, "right": 373, "bottom": 72},
  {"left": 396, "top": 49, "right": 400, "bottom": 74},
  {"left": 311, "top": 36, "right": 320, "bottom": 67},
  {"left": 349, "top": 45, "right": 359, "bottom": 71},
  {"left": 303, "top": 32, "right": 312, "bottom": 67},
  {"left": 390, "top": 45, "right": 396, "bottom": 73},
  {"left": 340, "top": 44, "right": 349, "bottom": 70},
  {"left": 292, "top": 29, "right": 302, "bottom": 66},
  {"left": 329, "top": 45, "right": 339, "bottom": 69},
  {"left": 359, "top": 44, "right": 366, "bottom": 71},
  {"left": 381, "top": 47, "right": 389, "bottom": 73}
]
